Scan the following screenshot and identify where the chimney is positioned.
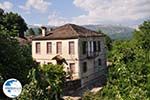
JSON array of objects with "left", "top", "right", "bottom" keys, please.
[{"left": 41, "top": 26, "right": 47, "bottom": 36}]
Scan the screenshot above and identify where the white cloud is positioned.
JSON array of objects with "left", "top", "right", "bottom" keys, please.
[
  {"left": 0, "top": 1, "right": 13, "bottom": 10},
  {"left": 48, "top": 12, "right": 69, "bottom": 26},
  {"left": 19, "top": 0, "right": 51, "bottom": 13},
  {"left": 47, "top": 0, "right": 150, "bottom": 26},
  {"left": 73, "top": 0, "right": 150, "bottom": 25}
]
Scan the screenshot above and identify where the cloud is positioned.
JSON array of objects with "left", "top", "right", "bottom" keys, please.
[
  {"left": 73, "top": 0, "right": 150, "bottom": 25},
  {"left": 19, "top": 0, "right": 51, "bottom": 13},
  {"left": 47, "top": 0, "right": 150, "bottom": 26},
  {"left": 48, "top": 11, "right": 69, "bottom": 26},
  {"left": 0, "top": 1, "right": 13, "bottom": 10}
]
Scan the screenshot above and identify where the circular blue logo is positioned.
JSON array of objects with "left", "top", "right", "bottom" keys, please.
[{"left": 3, "top": 78, "right": 22, "bottom": 98}]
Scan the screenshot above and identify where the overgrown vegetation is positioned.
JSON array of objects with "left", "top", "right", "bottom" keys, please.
[
  {"left": 0, "top": 9, "right": 66, "bottom": 100},
  {"left": 0, "top": 9, "right": 32, "bottom": 85},
  {"left": 1, "top": 8, "right": 150, "bottom": 100},
  {"left": 83, "top": 20, "right": 150, "bottom": 100},
  {"left": 0, "top": 8, "right": 27, "bottom": 37},
  {"left": 0, "top": 9, "right": 33, "bottom": 99},
  {"left": 0, "top": 33, "right": 35, "bottom": 85},
  {"left": 18, "top": 64, "right": 66, "bottom": 100}
]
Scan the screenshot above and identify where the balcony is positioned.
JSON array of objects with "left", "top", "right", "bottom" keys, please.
[{"left": 87, "top": 51, "right": 98, "bottom": 59}]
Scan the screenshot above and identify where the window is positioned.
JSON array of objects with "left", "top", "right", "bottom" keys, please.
[
  {"left": 93, "top": 41, "right": 96, "bottom": 52},
  {"left": 47, "top": 62, "right": 52, "bottom": 65},
  {"left": 82, "top": 62, "right": 87, "bottom": 73},
  {"left": 69, "top": 63, "right": 75, "bottom": 74},
  {"left": 35, "top": 42, "right": 40, "bottom": 54},
  {"left": 69, "top": 41, "right": 75, "bottom": 54},
  {"left": 98, "top": 59, "right": 102, "bottom": 66},
  {"left": 56, "top": 42, "right": 62, "bottom": 54},
  {"left": 47, "top": 42, "right": 52, "bottom": 54},
  {"left": 82, "top": 41, "right": 87, "bottom": 54},
  {"left": 88, "top": 41, "right": 92, "bottom": 52},
  {"left": 36, "top": 62, "right": 40, "bottom": 65},
  {"left": 98, "top": 41, "right": 101, "bottom": 51}
]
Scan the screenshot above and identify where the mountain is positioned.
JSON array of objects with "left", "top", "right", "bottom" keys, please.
[
  {"left": 28, "top": 24, "right": 134, "bottom": 40},
  {"left": 83, "top": 25, "right": 134, "bottom": 40}
]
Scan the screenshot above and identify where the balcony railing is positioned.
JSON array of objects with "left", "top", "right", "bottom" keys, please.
[{"left": 87, "top": 51, "right": 99, "bottom": 59}]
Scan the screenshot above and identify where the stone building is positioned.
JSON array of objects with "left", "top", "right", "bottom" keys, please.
[{"left": 32, "top": 24, "right": 107, "bottom": 87}]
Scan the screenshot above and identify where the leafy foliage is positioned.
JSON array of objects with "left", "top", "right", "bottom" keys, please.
[
  {"left": 83, "top": 21, "right": 150, "bottom": 100},
  {"left": 0, "top": 9, "right": 33, "bottom": 99},
  {"left": 82, "top": 91, "right": 102, "bottom": 100},
  {"left": 133, "top": 21, "right": 150, "bottom": 51},
  {"left": 26, "top": 28, "right": 35, "bottom": 36},
  {"left": 97, "top": 30, "right": 112, "bottom": 51},
  {"left": 104, "top": 34, "right": 112, "bottom": 51},
  {"left": 18, "top": 64, "right": 66, "bottom": 100},
  {"left": 0, "top": 32, "right": 34, "bottom": 85},
  {"left": 0, "top": 9, "right": 28, "bottom": 37},
  {"left": 101, "top": 20, "right": 150, "bottom": 100},
  {"left": 37, "top": 27, "right": 42, "bottom": 35}
]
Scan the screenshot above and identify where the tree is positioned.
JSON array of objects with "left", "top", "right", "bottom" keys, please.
[
  {"left": 0, "top": 30, "right": 35, "bottom": 85},
  {"left": 97, "top": 29, "right": 102, "bottom": 34},
  {"left": 0, "top": 8, "right": 4, "bottom": 24},
  {"left": 0, "top": 30, "right": 36, "bottom": 99},
  {"left": 99, "top": 21, "right": 150, "bottom": 99},
  {"left": 0, "top": 69, "right": 4, "bottom": 97},
  {"left": 37, "top": 27, "right": 42, "bottom": 35},
  {"left": 82, "top": 21, "right": 150, "bottom": 99},
  {"left": 133, "top": 20, "right": 150, "bottom": 61},
  {"left": 133, "top": 20, "right": 150, "bottom": 51},
  {"left": 0, "top": 8, "right": 4, "bottom": 15},
  {"left": 18, "top": 64, "right": 66, "bottom": 100},
  {"left": 0, "top": 9, "right": 34, "bottom": 99},
  {"left": 0, "top": 9, "right": 28, "bottom": 37},
  {"left": 26, "top": 28, "right": 35, "bottom": 36},
  {"left": 97, "top": 29, "right": 112, "bottom": 51},
  {"left": 105, "top": 34, "right": 112, "bottom": 51}
]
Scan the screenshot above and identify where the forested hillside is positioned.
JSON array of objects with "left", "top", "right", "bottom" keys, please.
[{"left": 84, "top": 24, "right": 134, "bottom": 40}]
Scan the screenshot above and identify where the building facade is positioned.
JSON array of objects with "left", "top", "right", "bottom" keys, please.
[{"left": 32, "top": 24, "right": 107, "bottom": 87}]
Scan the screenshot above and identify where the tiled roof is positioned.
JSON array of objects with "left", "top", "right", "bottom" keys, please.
[{"left": 33, "top": 24, "right": 104, "bottom": 40}]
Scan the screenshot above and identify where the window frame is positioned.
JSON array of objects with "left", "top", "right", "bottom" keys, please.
[
  {"left": 69, "top": 63, "right": 75, "bottom": 74},
  {"left": 35, "top": 42, "right": 40, "bottom": 54},
  {"left": 82, "top": 41, "right": 87, "bottom": 54},
  {"left": 47, "top": 62, "right": 52, "bottom": 65},
  {"left": 93, "top": 41, "right": 97, "bottom": 52},
  {"left": 47, "top": 42, "right": 52, "bottom": 54},
  {"left": 56, "top": 42, "right": 62, "bottom": 54},
  {"left": 98, "top": 41, "right": 101, "bottom": 52},
  {"left": 82, "top": 62, "right": 87, "bottom": 73},
  {"left": 69, "top": 41, "right": 75, "bottom": 54}
]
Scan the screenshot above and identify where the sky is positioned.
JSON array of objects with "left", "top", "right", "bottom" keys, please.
[{"left": 0, "top": 0, "right": 150, "bottom": 27}]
